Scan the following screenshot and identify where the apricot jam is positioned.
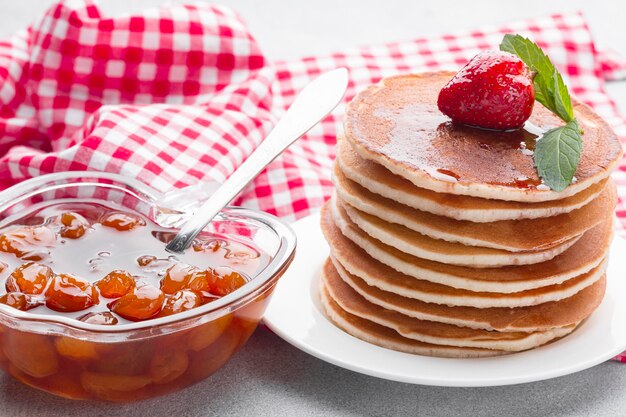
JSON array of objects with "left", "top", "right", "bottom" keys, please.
[{"left": 0, "top": 202, "right": 277, "bottom": 401}]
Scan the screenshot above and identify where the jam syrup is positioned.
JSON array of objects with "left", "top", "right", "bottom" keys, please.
[{"left": 0, "top": 202, "right": 268, "bottom": 324}]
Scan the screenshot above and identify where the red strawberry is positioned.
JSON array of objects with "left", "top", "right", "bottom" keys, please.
[{"left": 437, "top": 50, "right": 535, "bottom": 130}]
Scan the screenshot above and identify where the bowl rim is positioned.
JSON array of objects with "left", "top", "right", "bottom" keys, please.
[{"left": 0, "top": 171, "right": 297, "bottom": 335}]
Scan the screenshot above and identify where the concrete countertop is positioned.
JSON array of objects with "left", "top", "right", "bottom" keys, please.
[{"left": 0, "top": 1, "right": 625, "bottom": 416}]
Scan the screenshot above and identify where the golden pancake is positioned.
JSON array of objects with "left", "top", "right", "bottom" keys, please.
[
  {"left": 344, "top": 72, "right": 623, "bottom": 202},
  {"left": 322, "top": 259, "right": 578, "bottom": 351},
  {"left": 327, "top": 257, "right": 606, "bottom": 333},
  {"left": 321, "top": 202, "right": 610, "bottom": 298},
  {"left": 319, "top": 281, "right": 506, "bottom": 358},
  {"left": 329, "top": 246, "right": 605, "bottom": 308},
  {"left": 332, "top": 197, "right": 581, "bottom": 267},
  {"left": 334, "top": 163, "right": 614, "bottom": 252},
  {"left": 336, "top": 137, "right": 608, "bottom": 223}
]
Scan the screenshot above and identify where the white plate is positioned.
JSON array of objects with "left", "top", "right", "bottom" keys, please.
[{"left": 263, "top": 213, "right": 626, "bottom": 387}]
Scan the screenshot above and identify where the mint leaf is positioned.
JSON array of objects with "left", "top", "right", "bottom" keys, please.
[
  {"left": 533, "top": 75, "right": 553, "bottom": 111},
  {"left": 552, "top": 69, "right": 574, "bottom": 122},
  {"left": 534, "top": 120, "right": 582, "bottom": 192},
  {"left": 500, "top": 34, "right": 581, "bottom": 191},
  {"left": 500, "top": 34, "right": 554, "bottom": 78},
  {"left": 500, "top": 34, "right": 574, "bottom": 122}
]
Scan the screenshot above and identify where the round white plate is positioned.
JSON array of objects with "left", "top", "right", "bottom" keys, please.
[{"left": 263, "top": 213, "right": 626, "bottom": 387}]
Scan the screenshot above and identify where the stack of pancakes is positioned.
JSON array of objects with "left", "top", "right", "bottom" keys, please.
[{"left": 320, "top": 72, "right": 623, "bottom": 358}]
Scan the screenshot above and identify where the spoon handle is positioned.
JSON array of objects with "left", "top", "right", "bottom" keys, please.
[{"left": 166, "top": 68, "right": 349, "bottom": 253}]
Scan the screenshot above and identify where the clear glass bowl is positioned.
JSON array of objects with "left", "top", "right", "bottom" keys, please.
[{"left": 0, "top": 172, "right": 296, "bottom": 402}]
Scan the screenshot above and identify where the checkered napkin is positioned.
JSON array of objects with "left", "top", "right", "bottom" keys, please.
[
  {"left": 0, "top": 1, "right": 276, "bottom": 192},
  {"left": 1, "top": 2, "right": 626, "bottom": 360}
]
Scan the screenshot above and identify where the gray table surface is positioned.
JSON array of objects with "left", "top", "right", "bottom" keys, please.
[{"left": 1, "top": 1, "right": 626, "bottom": 416}]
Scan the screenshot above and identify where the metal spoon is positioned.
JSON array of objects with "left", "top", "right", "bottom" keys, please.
[{"left": 165, "top": 68, "right": 349, "bottom": 253}]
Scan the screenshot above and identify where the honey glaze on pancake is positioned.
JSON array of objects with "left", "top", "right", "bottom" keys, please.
[
  {"left": 335, "top": 137, "right": 609, "bottom": 222},
  {"left": 321, "top": 259, "right": 578, "bottom": 351},
  {"left": 377, "top": 104, "right": 542, "bottom": 187},
  {"left": 319, "top": 281, "right": 507, "bottom": 358},
  {"left": 326, "top": 257, "right": 606, "bottom": 333},
  {"left": 345, "top": 72, "right": 623, "bottom": 200}
]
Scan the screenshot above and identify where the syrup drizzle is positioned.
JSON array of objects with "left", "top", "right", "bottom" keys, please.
[{"left": 375, "top": 102, "right": 556, "bottom": 190}]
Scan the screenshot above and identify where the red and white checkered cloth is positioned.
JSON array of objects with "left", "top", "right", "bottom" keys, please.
[{"left": 1, "top": 1, "right": 626, "bottom": 360}]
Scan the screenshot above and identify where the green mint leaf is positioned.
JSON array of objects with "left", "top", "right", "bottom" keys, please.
[
  {"left": 533, "top": 75, "right": 555, "bottom": 113},
  {"left": 552, "top": 69, "right": 574, "bottom": 122},
  {"left": 501, "top": 34, "right": 581, "bottom": 191},
  {"left": 499, "top": 34, "right": 575, "bottom": 123},
  {"left": 500, "top": 34, "right": 554, "bottom": 77},
  {"left": 533, "top": 120, "right": 582, "bottom": 192}
]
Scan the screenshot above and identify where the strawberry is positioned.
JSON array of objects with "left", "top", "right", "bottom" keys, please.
[{"left": 437, "top": 50, "right": 535, "bottom": 130}]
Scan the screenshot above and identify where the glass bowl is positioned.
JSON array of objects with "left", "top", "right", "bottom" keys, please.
[{"left": 0, "top": 172, "right": 296, "bottom": 402}]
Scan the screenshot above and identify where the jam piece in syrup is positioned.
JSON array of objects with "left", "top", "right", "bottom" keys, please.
[
  {"left": 45, "top": 274, "right": 99, "bottom": 312},
  {"left": 160, "top": 263, "right": 198, "bottom": 294},
  {"left": 100, "top": 212, "right": 146, "bottom": 231},
  {"left": 95, "top": 270, "right": 135, "bottom": 298},
  {"left": 109, "top": 285, "right": 165, "bottom": 321},
  {"left": 159, "top": 290, "right": 202, "bottom": 317},
  {"left": 59, "top": 212, "right": 89, "bottom": 239},
  {"left": 0, "top": 226, "right": 55, "bottom": 260},
  {"left": 186, "top": 269, "right": 211, "bottom": 293},
  {"left": 208, "top": 267, "right": 247, "bottom": 297},
  {"left": 5, "top": 262, "right": 53, "bottom": 294},
  {"left": 0, "top": 292, "right": 43, "bottom": 311}
]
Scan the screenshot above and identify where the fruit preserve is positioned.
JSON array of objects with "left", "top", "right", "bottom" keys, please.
[
  {"left": 0, "top": 202, "right": 268, "bottom": 323},
  {"left": 0, "top": 195, "right": 293, "bottom": 402}
]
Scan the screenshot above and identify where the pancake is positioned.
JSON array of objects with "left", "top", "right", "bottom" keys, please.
[
  {"left": 319, "top": 281, "right": 507, "bottom": 358},
  {"left": 327, "top": 257, "right": 606, "bottom": 332},
  {"left": 334, "top": 162, "right": 614, "bottom": 251},
  {"left": 321, "top": 202, "right": 610, "bottom": 298},
  {"left": 344, "top": 72, "right": 623, "bottom": 202},
  {"left": 333, "top": 197, "right": 581, "bottom": 267},
  {"left": 329, "top": 246, "right": 606, "bottom": 308},
  {"left": 322, "top": 259, "right": 578, "bottom": 351},
  {"left": 336, "top": 137, "right": 609, "bottom": 223}
]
